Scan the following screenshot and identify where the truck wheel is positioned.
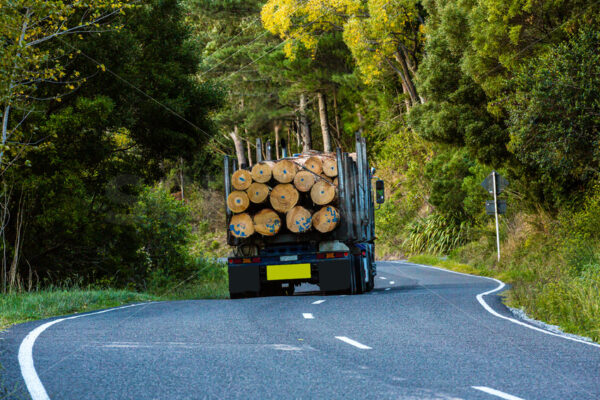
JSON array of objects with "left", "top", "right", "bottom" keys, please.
[
  {"left": 366, "top": 270, "right": 375, "bottom": 292},
  {"left": 282, "top": 284, "right": 295, "bottom": 296}
]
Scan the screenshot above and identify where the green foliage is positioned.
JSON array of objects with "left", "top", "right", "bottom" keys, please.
[
  {"left": 507, "top": 30, "right": 600, "bottom": 206},
  {"left": 132, "top": 187, "right": 193, "bottom": 287},
  {"left": 405, "top": 214, "right": 470, "bottom": 255}
]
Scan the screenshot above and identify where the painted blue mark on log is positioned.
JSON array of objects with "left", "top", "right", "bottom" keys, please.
[
  {"left": 239, "top": 177, "right": 245, "bottom": 181},
  {"left": 281, "top": 195, "right": 285, "bottom": 199},
  {"left": 260, "top": 170, "right": 263, "bottom": 174}
]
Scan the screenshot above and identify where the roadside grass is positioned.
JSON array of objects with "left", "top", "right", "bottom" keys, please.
[
  {"left": 0, "top": 263, "right": 230, "bottom": 332},
  {"left": 408, "top": 229, "right": 600, "bottom": 343}
]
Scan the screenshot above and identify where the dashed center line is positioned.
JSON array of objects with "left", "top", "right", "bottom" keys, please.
[
  {"left": 312, "top": 300, "right": 326, "bottom": 305},
  {"left": 379, "top": 276, "right": 387, "bottom": 280},
  {"left": 335, "top": 336, "right": 372, "bottom": 349},
  {"left": 302, "top": 313, "right": 314, "bottom": 319},
  {"left": 389, "top": 281, "right": 395, "bottom": 284},
  {"left": 385, "top": 288, "right": 391, "bottom": 291},
  {"left": 472, "top": 386, "right": 525, "bottom": 400}
]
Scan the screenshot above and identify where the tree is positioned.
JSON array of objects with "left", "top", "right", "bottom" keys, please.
[
  {"left": 0, "top": 0, "right": 134, "bottom": 169},
  {"left": 507, "top": 30, "right": 600, "bottom": 205}
]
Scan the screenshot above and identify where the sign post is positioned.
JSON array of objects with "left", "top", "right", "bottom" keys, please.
[{"left": 481, "top": 171, "right": 508, "bottom": 262}]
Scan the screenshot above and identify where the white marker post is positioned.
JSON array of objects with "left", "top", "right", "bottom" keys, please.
[{"left": 492, "top": 171, "right": 500, "bottom": 262}]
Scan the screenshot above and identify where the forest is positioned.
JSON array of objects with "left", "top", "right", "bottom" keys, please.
[{"left": 1, "top": 0, "right": 599, "bottom": 339}]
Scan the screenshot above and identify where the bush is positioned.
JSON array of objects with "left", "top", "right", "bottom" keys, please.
[
  {"left": 131, "top": 187, "right": 194, "bottom": 288},
  {"left": 405, "top": 214, "right": 470, "bottom": 255}
]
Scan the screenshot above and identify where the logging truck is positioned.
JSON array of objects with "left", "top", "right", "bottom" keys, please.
[{"left": 224, "top": 132, "right": 385, "bottom": 298}]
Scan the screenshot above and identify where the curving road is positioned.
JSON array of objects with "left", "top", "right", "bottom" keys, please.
[{"left": 1, "top": 261, "right": 599, "bottom": 400}]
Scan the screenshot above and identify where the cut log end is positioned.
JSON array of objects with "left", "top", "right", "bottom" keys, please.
[
  {"left": 253, "top": 209, "right": 282, "bottom": 236},
  {"left": 270, "top": 183, "right": 299, "bottom": 213},
  {"left": 247, "top": 182, "right": 270, "bottom": 204},
  {"left": 293, "top": 170, "right": 316, "bottom": 192},
  {"left": 227, "top": 191, "right": 250, "bottom": 213},
  {"left": 229, "top": 213, "right": 254, "bottom": 238},
  {"left": 251, "top": 162, "right": 273, "bottom": 183},
  {"left": 310, "top": 179, "right": 337, "bottom": 205},
  {"left": 323, "top": 158, "right": 338, "bottom": 177},
  {"left": 313, "top": 206, "right": 340, "bottom": 233},
  {"left": 272, "top": 159, "right": 297, "bottom": 183},
  {"left": 286, "top": 206, "right": 312, "bottom": 233},
  {"left": 232, "top": 169, "right": 252, "bottom": 190},
  {"left": 304, "top": 156, "right": 323, "bottom": 175}
]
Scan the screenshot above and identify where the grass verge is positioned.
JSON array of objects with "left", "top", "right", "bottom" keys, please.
[
  {"left": 0, "top": 279, "right": 229, "bottom": 332},
  {"left": 408, "top": 252, "right": 600, "bottom": 343}
]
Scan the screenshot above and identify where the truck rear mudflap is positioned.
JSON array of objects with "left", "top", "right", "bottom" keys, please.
[{"left": 228, "top": 253, "right": 354, "bottom": 297}]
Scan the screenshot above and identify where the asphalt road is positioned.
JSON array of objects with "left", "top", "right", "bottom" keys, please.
[{"left": 1, "top": 261, "right": 599, "bottom": 400}]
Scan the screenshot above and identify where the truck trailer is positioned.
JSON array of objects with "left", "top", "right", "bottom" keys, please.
[{"left": 224, "top": 132, "right": 384, "bottom": 298}]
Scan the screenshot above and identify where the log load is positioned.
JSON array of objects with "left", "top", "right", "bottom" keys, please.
[
  {"left": 251, "top": 162, "right": 273, "bottom": 183},
  {"left": 253, "top": 209, "right": 281, "bottom": 236},
  {"left": 286, "top": 206, "right": 312, "bottom": 233},
  {"left": 247, "top": 182, "right": 270, "bottom": 204},
  {"left": 293, "top": 170, "right": 316, "bottom": 192},
  {"left": 312, "top": 206, "right": 340, "bottom": 233},
  {"left": 333, "top": 177, "right": 338, "bottom": 187},
  {"left": 304, "top": 156, "right": 323, "bottom": 175},
  {"left": 310, "top": 179, "right": 337, "bottom": 205},
  {"left": 232, "top": 169, "right": 252, "bottom": 190},
  {"left": 270, "top": 183, "right": 299, "bottom": 213},
  {"left": 322, "top": 158, "right": 338, "bottom": 177},
  {"left": 272, "top": 159, "right": 297, "bottom": 183},
  {"left": 227, "top": 191, "right": 250, "bottom": 213},
  {"left": 229, "top": 213, "right": 254, "bottom": 238}
]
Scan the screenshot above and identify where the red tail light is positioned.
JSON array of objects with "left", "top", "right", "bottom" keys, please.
[
  {"left": 229, "top": 258, "right": 242, "bottom": 264},
  {"left": 251, "top": 257, "right": 261, "bottom": 263},
  {"left": 361, "top": 250, "right": 366, "bottom": 256},
  {"left": 317, "top": 252, "right": 349, "bottom": 259}
]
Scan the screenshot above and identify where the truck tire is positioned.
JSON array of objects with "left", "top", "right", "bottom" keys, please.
[{"left": 353, "top": 255, "right": 366, "bottom": 294}]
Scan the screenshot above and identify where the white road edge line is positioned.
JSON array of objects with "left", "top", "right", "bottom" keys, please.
[
  {"left": 303, "top": 313, "right": 314, "bottom": 319},
  {"left": 472, "top": 386, "right": 525, "bottom": 400},
  {"left": 335, "top": 336, "right": 372, "bottom": 349},
  {"left": 402, "top": 262, "right": 600, "bottom": 348},
  {"left": 312, "top": 300, "right": 326, "bottom": 305},
  {"left": 18, "top": 303, "right": 145, "bottom": 400}
]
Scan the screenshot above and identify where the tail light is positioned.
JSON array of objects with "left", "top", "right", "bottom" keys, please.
[
  {"left": 316, "top": 252, "right": 349, "bottom": 259},
  {"left": 228, "top": 257, "right": 261, "bottom": 264}
]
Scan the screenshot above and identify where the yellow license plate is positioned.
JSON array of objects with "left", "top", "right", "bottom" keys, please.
[{"left": 266, "top": 263, "right": 311, "bottom": 280}]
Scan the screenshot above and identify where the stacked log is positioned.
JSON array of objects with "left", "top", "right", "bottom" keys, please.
[{"left": 228, "top": 154, "right": 342, "bottom": 238}]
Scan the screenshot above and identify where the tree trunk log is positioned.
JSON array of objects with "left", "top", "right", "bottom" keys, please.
[
  {"left": 270, "top": 183, "right": 299, "bottom": 213},
  {"left": 293, "top": 170, "right": 316, "bottom": 192},
  {"left": 286, "top": 206, "right": 313, "bottom": 233},
  {"left": 227, "top": 191, "right": 250, "bottom": 213},
  {"left": 247, "top": 182, "right": 270, "bottom": 204},
  {"left": 251, "top": 161, "right": 273, "bottom": 183},
  {"left": 317, "top": 91, "right": 331, "bottom": 152},
  {"left": 272, "top": 159, "right": 297, "bottom": 183},
  {"left": 253, "top": 209, "right": 282, "bottom": 236},
  {"left": 312, "top": 206, "right": 340, "bottom": 233},
  {"left": 322, "top": 158, "right": 338, "bottom": 177},
  {"left": 229, "top": 213, "right": 254, "bottom": 238},
  {"left": 310, "top": 179, "right": 337, "bottom": 205},
  {"left": 304, "top": 156, "right": 323, "bottom": 175},
  {"left": 232, "top": 169, "right": 252, "bottom": 190}
]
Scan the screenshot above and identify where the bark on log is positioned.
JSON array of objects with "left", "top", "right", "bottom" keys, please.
[
  {"left": 232, "top": 169, "right": 252, "bottom": 190},
  {"left": 247, "top": 182, "right": 270, "bottom": 204},
  {"left": 286, "top": 206, "right": 312, "bottom": 233},
  {"left": 251, "top": 161, "right": 273, "bottom": 183},
  {"left": 304, "top": 156, "right": 323, "bottom": 175},
  {"left": 310, "top": 179, "right": 337, "bottom": 205},
  {"left": 322, "top": 158, "right": 338, "bottom": 177},
  {"left": 272, "top": 159, "right": 297, "bottom": 183},
  {"left": 270, "top": 183, "right": 299, "bottom": 213},
  {"left": 293, "top": 170, "right": 316, "bottom": 192},
  {"left": 229, "top": 213, "right": 254, "bottom": 238},
  {"left": 227, "top": 191, "right": 250, "bottom": 213},
  {"left": 312, "top": 206, "right": 340, "bottom": 233},
  {"left": 253, "top": 208, "right": 282, "bottom": 236}
]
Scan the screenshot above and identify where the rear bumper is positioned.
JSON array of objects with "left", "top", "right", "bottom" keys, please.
[{"left": 228, "top": 258, "right": 353, "bottom": 294}]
